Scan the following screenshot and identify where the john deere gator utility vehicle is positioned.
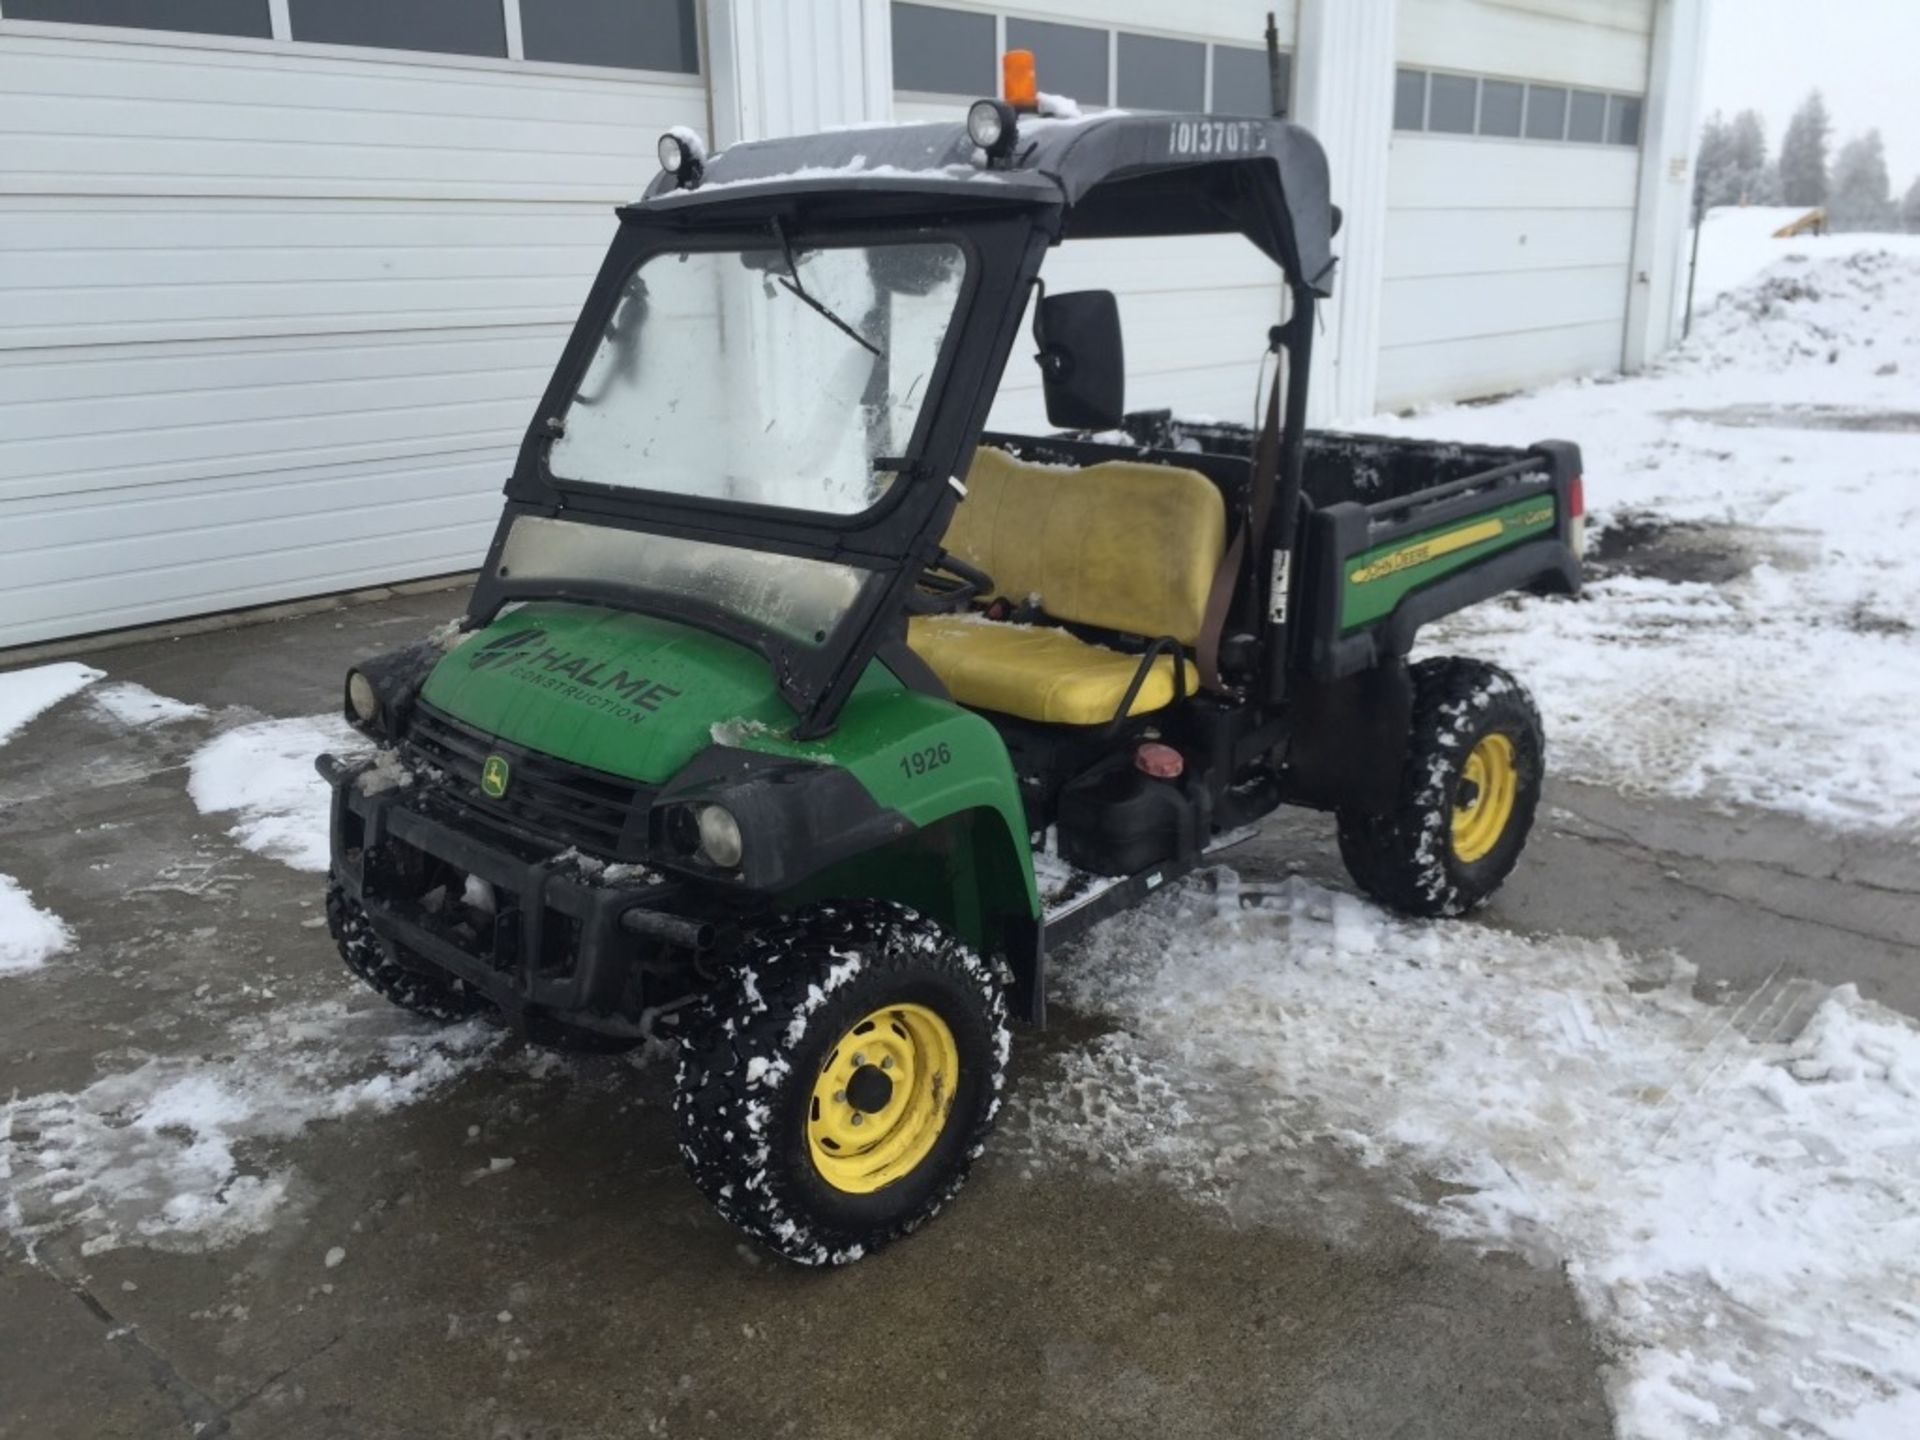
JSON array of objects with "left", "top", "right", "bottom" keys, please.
[{"left": 319, "top": 88, "right": 1584, "bottom": 1265}]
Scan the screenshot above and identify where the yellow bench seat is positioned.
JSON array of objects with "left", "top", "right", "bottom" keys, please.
[{"left": 907, "top": 616, "right": 1197, "bottom": 726}]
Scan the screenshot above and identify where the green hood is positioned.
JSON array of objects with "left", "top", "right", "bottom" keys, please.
[{"left": 421, "top": 602, "right": 870, "bottom": 784}]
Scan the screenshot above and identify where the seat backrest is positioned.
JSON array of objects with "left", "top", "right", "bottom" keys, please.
[{"left": 944, "top": 447, "right": 1226, "bottom": 645}]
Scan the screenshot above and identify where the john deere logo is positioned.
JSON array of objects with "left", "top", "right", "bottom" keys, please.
[{"left": 480, "top": 755, "right": 511, "bottom": 799}]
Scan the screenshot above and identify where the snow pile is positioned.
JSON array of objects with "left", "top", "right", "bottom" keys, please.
[
  {"left": 2, "top": 999, "right": 498, "bottom": 1254},
  {"left": 0, "top": 660, "right": 102, "bottom": 744},
  {"left": 0, "top": 662, "right": 100, "bottom": 973},
  {"left": 188, "top": 714, "right": 364, "bottom": 872},
  {"left": 1684, "top": 247, "right": 1920, "bottom": 374},
  {"left": 1031, "top": 875, "right": 1920, "bottom": 1439},
  {"left": 0, "top": 875, "right": 71, "bottom": 975},
  {"left": 1377, "top": 249, "right": 1920, "bottom": 834},
  {"left": 1690, "top": 204, "right": 1920, "bottom": 308},
  {"left": 89, "top": 681, "right": 207, "bottom": 728}
]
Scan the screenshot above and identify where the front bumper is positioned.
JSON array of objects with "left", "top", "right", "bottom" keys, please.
[{"left": 320, "top": 752, "right": 703, "bottom": 1028}]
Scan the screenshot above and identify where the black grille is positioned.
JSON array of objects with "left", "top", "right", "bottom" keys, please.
[{"left": 405, "top": 703, "right": 651, "bottom": 860}]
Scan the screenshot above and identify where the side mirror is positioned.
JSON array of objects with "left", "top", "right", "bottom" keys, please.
[{"left": 1035, "top": 290, "right": 1124, "bottom": 430}]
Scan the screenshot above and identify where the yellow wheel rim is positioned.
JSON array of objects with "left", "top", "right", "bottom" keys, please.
[
  {"left": 1452, "top": 732, "right": 1518, "bottom": 864},
  {"left": 807, "top": 1003, "right": 959, "bottom": 1195}
]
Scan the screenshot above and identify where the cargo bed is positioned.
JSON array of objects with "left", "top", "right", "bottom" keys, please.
[{"left": 985, "top": 412, "right": 1584, "bottom": 683}]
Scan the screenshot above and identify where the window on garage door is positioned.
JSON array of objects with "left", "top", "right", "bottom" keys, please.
[
  {"left": 1525, "top": 85, "right": 1568, "bottom": 141},
  {"left": 520, "top": 0, "right": 700, "bottom": 74},
  {"left": 287, "top": 0, "right": 507, "bottom": 58},
  {"left": 1213, "top": 43, "right": 1287, "bottom": 117},
  {"left": 1116, "top": 32, "right": 1204, "bottom": 112},
  {"left": 1393, "top": 69, "right": 1426, "bottom": 130},
  {"left": 1426, "top": 72, "right": 1477, "bottom": 134},
  {"left": 1006, "top": 17, "right": 1109, "bottom": 106},
  {"left": 3, "top": 0, "right": 270, "bottom": 37},
  {"left": 1607, "top": 95, "right": 1643, "bottom": 146},
  {"left": 1477, "top": 79, "right": 1523, "bottom": 138},
  {"left": 1568, "top": 89, "right": 1608, "bottom": 143},
  {"left": 891, "top": 1, "right": 996, "bottom": 95}
]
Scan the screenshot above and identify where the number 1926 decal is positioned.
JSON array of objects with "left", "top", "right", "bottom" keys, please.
[
  {"left": 898, "top": 742, "right": 952, "bottom": 780},
  {"left": 1167, "top": 120, "right": 1270, "bottom": 157}
]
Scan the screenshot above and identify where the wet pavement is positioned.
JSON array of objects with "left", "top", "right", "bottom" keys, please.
[{"left": 3, "top": 588, "right": 1916, "bottom": 1439}]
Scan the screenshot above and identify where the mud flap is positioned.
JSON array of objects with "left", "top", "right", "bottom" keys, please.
[{"left": 1283, "top": 659, "right": 1413, "bottom": 815}]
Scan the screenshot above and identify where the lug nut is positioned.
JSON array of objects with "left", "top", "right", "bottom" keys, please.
[
  {"left": 880, "top": 1056, "right": 893, "bottom": 1070},
  {"left": 833, "top": 1090, "right": 846, "bottom": 1103},
  {"left": 852, "top": 1052, "right": 867, "bottom": 1067},
  {"left": 850, "top": 1113, "right": 864, "bottom": 1127}
]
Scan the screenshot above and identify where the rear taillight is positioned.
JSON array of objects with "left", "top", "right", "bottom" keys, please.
[{"left": 1568, "top": 474, "right": 1586, "bottom": 558}]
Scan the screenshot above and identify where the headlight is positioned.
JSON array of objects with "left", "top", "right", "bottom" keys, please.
[
  {"left": 346, "top": 670, "right": 381, "bottom": 726},
  {"left": 696, "top": 804, "right": 743, "bottom": 869}
]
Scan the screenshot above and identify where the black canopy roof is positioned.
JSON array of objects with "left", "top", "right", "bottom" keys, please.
[{"left": 631, "top": 112, "right": 1337, "bottom": 296}]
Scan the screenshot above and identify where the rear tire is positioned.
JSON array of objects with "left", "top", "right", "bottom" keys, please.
[
  {"left": 326, "top": 881, "right": 490, "bottom": 1023},
  {"left": 672, "top": 902, "right": 1008, "bottom": 1266},
  {"left": 1336, "top": 657, "right": 1544, "bottom": 918}
]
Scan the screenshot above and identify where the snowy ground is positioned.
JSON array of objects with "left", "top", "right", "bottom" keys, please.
[
  {"left": 1383, "top": 246, "right": 1920, "bottom": 837},
  {"left": 1032, "top": 876, "right": 1920, "bottom": 1439},
  {"left": 0, "top": 660, "right": 98, "bottom": 971},
  {"left": 1026, "top": 246, "right": 1920, "bottom": 1435},
  {"left": 3, "top": 253, "right": 1919, "bottom": 1438}
]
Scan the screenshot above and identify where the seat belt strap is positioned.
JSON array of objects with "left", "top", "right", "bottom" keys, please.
[{"left": 1196, "top": 356, "right": 1284, "bottom": 692}]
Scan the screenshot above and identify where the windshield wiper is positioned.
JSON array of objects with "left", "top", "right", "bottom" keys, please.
[{"left": 771, "top": 218, "right": 881, "bottom": 358}]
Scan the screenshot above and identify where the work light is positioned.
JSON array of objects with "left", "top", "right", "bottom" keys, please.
[
  {"left": 968, "top": 99, "right": 1018, "bottom": 161},
  {"left": 657, "top": 127, "right": 706, "bottom": 188}
]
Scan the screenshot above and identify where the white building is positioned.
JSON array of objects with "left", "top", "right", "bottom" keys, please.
[{"left": 0, "top": 0, "right": 1706, "bottom": 651}]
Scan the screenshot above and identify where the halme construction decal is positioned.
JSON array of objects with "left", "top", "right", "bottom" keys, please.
[{"left": 469, "top": 628, "right": 682, "bottom": 725}]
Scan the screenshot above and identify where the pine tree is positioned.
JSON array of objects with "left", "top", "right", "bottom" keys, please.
[
  {"left": 1778, "top": 90, "right": 1831, "bottom": 208},
  {"left": 1693, "top": 112, "right": 1733, "bottom": 211},
  {"left": 1726, "top": 110, "right": 1779, "bottom": 204},
  {"left": 1904, "top": 177, "right": 1920, "bottom": 234},
  {"left": 1829, "top": 130, "right": 1896, "bottom": 231}
]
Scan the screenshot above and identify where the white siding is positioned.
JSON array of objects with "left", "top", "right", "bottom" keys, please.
[
  {"left": 0, "top": 25, "right": 703, "bottom": 649},
  {"left": 1378, "top": 0, "right": 1650, "bottom": 410},
  {"left": 1396, "top": 0, "right": 1652, "bottom": 93},
  {"left": 707, "top": 0, "right": 892, "bottom": 147},
  {"left": 999, "top": 0, "right": 1293, "bottom": 45}
]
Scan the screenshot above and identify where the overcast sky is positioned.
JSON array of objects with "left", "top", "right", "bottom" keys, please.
[{"left": 1699, "top": 0, "right": 1920, "bottom": 191}]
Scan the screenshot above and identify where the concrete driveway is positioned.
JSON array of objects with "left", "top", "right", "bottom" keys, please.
[{"left": 3, "top": 587, "right": 1915, "bottom": 1440}]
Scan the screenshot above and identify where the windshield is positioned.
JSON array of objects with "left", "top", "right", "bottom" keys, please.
[{"left": 548, "top": 236, "right": 968, "bottom": 515}]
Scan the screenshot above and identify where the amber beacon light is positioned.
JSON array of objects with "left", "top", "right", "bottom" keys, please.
[{"left": 1002, "top": 48, "right": 1038, "bottom": 112}]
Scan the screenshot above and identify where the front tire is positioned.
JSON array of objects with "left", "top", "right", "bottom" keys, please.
[
  {"left": 326, "top": 881, "right": 490, "bottom": 1023},
  {"left": 1336, "top": 657, "right": 1544, "bottom": 918},
  {"left": 672, "top": 902, "right": 1008, "bottom": 1266}
]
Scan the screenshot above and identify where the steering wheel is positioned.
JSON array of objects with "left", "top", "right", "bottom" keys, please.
[{"left": 910, "top": 549, "right": 995, "bottom": 615}]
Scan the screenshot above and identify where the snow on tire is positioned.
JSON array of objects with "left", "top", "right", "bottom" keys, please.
[
  {"left": 671, "top": 901, "right": 1009, "bottom": 1266},
  {"left": 1336, "top": 657, "right": 1545, "bottom": 918}
]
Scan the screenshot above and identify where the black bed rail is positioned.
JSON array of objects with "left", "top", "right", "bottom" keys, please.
[{"left": 1362, "top": 454, "right": 1551, "bottom": 525}]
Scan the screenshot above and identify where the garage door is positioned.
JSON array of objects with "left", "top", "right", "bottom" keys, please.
[
  {"left": 1378, "top": 0, "right": 1652, "bottom": 410},
  {"left": 0, "top": 19, "right": 704, "bottom": 650}
]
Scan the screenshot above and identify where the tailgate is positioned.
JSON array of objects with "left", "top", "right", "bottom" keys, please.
[{"left": 1300, "top": 441, "right": 1583, "bottom": 678}]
